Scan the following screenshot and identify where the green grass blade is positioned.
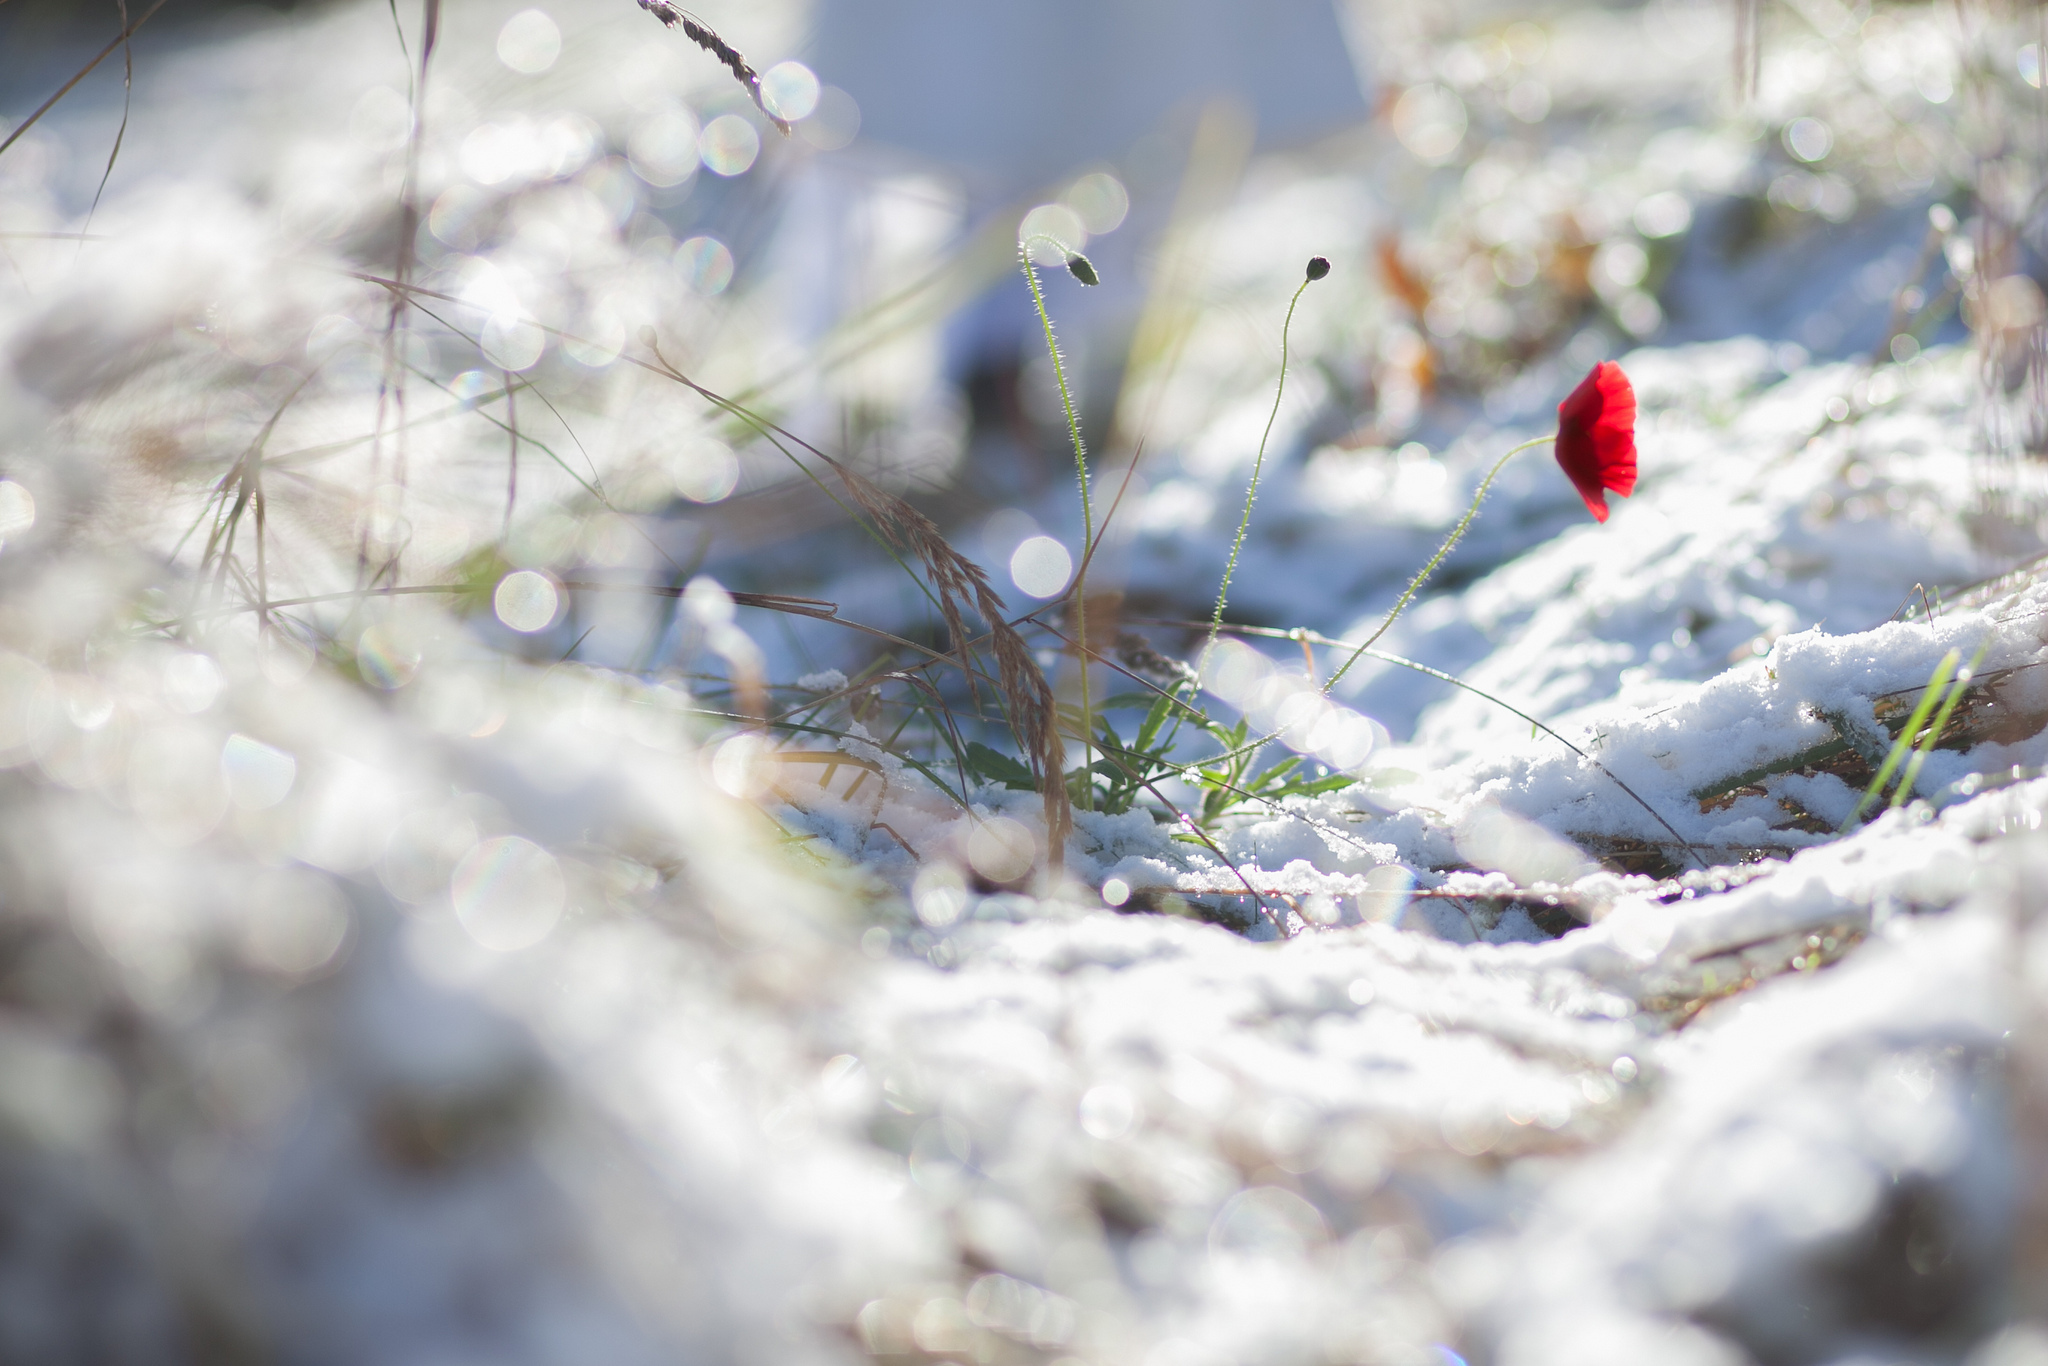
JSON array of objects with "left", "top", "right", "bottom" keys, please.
[
  {"left": 1841, "top": 648, "right": 1957, "bottom": 831},
  {"left": 1889, "top": 638, "right": 1990, "bottom": 810}
]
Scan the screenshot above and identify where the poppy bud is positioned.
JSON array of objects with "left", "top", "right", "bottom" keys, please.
[
  {"left": 1305, "top": 256, "right": 1331, "bottom": 282},
  {"left": 1066, "top": 253, "right": 1100, "bottom": 286}
]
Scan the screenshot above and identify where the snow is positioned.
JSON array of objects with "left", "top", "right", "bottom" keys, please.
[{"left": 1, "top": 0, "right": 2046, "bottom": 1361}]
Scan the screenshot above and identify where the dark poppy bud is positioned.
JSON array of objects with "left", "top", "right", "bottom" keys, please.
[
  {"left": 1066, "top": 253, "right": 1100, "bottom": 286},
  {"left": 1306, "top": 256, "right": 1331, "bottom": 281}
]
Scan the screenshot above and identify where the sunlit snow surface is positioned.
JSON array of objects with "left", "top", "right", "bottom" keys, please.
[{"left": 2, "top": 0, "right": 2048, "bottom": 1364}]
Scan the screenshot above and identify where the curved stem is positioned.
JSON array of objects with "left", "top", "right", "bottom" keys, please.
[
  {"left": 1200, "top": 275, "right": 1313, "bottom": 680},
  {"left": 1323, "top": 435, "right": 1554, "bottom": 694},
  {"left": 1021, "top": 235, "right": 1095, "bottom": 810}
]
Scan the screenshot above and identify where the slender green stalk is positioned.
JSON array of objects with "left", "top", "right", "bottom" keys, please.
[
  {"left": 1021, "top": 236, "right": 1095, "bottom": 809},
  {"left": 1323, "top": 436, "right": 1554, "bottom": 695},
  {"left": 1175, "top": 432, "right": 1558, "bottom": 798},
  {"left": 1841, "top": 649, "right": 1957, "bottom": 831},
  {"left": 1200, "top": 275, "right": 1315, "bottom": 678},
  {"left": 1889, "top": 637, "right": 1990, "bottom": 812}
]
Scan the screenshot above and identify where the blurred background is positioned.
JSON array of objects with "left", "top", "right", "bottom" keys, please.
[
  {"left": 2, "top": 2, "right": 2048, "bottom": 1364},
  {"left": 3, "top": 0, "right": 2039, "bottom": 697}
]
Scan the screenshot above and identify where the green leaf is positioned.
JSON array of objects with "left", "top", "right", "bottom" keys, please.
[
  {"left": 1247, "top": 755, "right": 1303, "bottom": 792},
  {"left": 1097, "top": 691, "right": 1164, "bottom": 712},
  {"left": 1269, "top": 772, "right": 1358, "bottom": 800},
  {"left": 964, "top": 741, "right": 1039, "bottom": 791},
  {"left": 1134, "top": 691, "right": 1176, "bottom": 751}
]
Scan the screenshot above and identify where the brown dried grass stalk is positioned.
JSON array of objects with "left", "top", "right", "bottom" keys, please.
[
  {"left": 828, "top": 463, "right": 1072, "bottom": 868},
  {"left": 639, "top": 344, "right": 1071, "bottom": 869},
  {"left": 343, "top": 274, "right": 1071, "bottom": 866},
  {"left": 1732, "top": 0, "right": 1762, "bottom": 103},
  {"left": 633, "top": 2, "right": 793, "bottom": 136}
]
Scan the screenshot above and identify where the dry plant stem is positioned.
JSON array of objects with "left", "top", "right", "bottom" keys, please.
[
  {"left": 176, "top": 583, "right": 996, "bottom": 698},
  {"left": 1137, "top": 778, "right": 1281, "bottom": 934},
  {"left": 687, "top": 709, "right": 969, "bottom": 808},
  {"left": 641, "top": 339, "right": 1071, "bottom": 864},
  {"left": 503, "top": 370, "right": 518, "bottom": 537},
  {"left": 185, "top": 368, "right": 320, "bottom": 629},
  {"left": 80, "top": 0, "right": 133, "bottom": 245},
  {"left": 365, "top": 0, "right": 441, "bottom": 588},
  {"left": 631, "top": 339, "right": 948, "bottom": 618},
  {"left": 1071, "top": 441, "right": 1147, "bottom": 590},
  {"left": 1202, "top": 276, "right": 1314, "bottom": 676},
  {"left": 345, "top": 269, "right": 1071, "bottom": 862},
  {"left": 1324, "top": 435, "right": 1554, "bottom": 694},
  {"left": 0, "top": 0, "right": 170, "bottom": 163},
  {"left": 265, "top": 373, "right": 529, "bottom": 468},
  {"left": 1733, "top": 0, "right": 1762, "bottom": 102},
  {"left": 1020, "top": 237, "right": 1095, "bottom": 812},
  {"left": 398, "top": 301, "right": 605, "bottom": 492}
]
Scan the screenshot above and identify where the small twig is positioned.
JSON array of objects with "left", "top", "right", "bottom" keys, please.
[
  {"left": 556, "top": 624, "right": 598, "bottom": 664},
  {"left": 870, "top": 821, "right": 919, "bottom": 859}
]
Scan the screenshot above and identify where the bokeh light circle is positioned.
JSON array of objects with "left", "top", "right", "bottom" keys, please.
[
  {"left": 1009, "top": 536, "right": 1072, "bottom": 599},
  {"left": 496, "top": 9, "right": 561, "bottom": 74},
  {"left": 760, "top": 61, "right": 821, "bottom": 121},
  {"left": 966, "top": 817, "right": 1034, "bottom": 884},
  {"left": 629, "top": 106, "right": 700, "bottom": 186},
  {"left": 494, "top": 570, "right": 561, "bottom": 633},
  {"left": 242, "top": 872, "right": 351, "bottom": 977},
  {"left": 674, "top": 439, "right": 740, "bottom": 502},
  {"left": 675, "top": 236, "right": 735, "bottom": 295},
  {"left": 1063, "top": 173, "right": 1129, "bottom": 235},
  {"left": 451, "top": 835, "right": 565, "bottom": 952},
  {"left": 798, "top": 86, "right": 860, "bottom": 150},
  {"left": 1019, "top": 203, "right": 1087, "bottom": 264},
  {"left": 699, "top": 114, "right": 760, "bottom": 176},
  {"left": 355, "top": 623, "right": 421, "bottom": 690},
  {"left": 1391, "top": 84, "right": 1467, "bottom": 162},
  {"left": 1784, "top": 116, "right": 1834, "bottom": 163}
]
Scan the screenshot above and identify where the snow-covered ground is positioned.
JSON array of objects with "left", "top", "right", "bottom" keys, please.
[{"left": 2, "top": 0, "right": 2047, "bottom": 1362}]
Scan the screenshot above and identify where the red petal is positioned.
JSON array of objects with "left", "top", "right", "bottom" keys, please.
[{"left": 1555, "top": 361, "right": 1638, "bottom": 521}]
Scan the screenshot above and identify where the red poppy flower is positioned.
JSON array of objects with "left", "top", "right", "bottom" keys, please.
[{"left": 1554, "top": 361, "right": 1637, "bottom": 523}]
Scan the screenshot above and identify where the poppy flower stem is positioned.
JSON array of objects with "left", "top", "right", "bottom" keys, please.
[
  {"left": 1020, "top": 235, "right": 1095, "bottom": 810},
  {"left": 1323, "top": 435, "right": 1554, "bottom": 695},
  {"left": 1200, "top": 272, "right": 1318, "bottom": 681}
]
